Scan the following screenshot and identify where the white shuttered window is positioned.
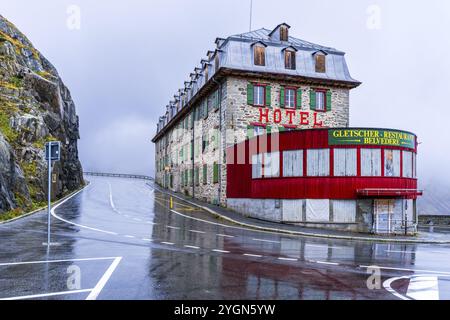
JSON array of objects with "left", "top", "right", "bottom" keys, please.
[
  {"left": 385, "top": 149, "right": 400, "bottom": 177},
  {"left": 263, "top": 152, "right": 280, "bottom": 178},
  {"left": 283, "top": 150, "right": 303, "bottom": 177},
  {"left": 333, "top": 149, "right": 357, "bottom": 176},
  {"left": 402, "top": 151, "right": 413, "bottom": 178},
  {"left": 307, "top": 149, "right": 330, "bottom": 177},
  {"left": 252, "top": 154, "right": 263, "bottom": 179},
  {"left": 361, "top": 149, "right": 381, "bottom": 177}
]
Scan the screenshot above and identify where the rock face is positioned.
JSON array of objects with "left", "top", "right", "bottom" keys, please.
[{"left": 0, "top": 15, "right": 83, "bottom": 215}]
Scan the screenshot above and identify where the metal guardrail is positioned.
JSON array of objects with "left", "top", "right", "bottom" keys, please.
[{"left": 84, "top": 172, "right": 154, "bottom": 181}]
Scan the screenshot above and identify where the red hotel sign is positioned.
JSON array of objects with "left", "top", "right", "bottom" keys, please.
[{"left": 258, "top": 108, "right": 324, "bottom": 127}]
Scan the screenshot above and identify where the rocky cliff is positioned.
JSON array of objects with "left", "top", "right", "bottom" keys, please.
[{"left": 0, "top": 15, "right": 83, "bottom": 218}]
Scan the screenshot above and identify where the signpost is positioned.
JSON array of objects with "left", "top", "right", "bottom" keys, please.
[{"left": 44, "top": 141, "right": 60, "bottom": 246}]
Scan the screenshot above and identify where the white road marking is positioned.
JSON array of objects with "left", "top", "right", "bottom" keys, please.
[
  {"left": 0, "top": 256, "right": 119, "bottom": 267},
  {"left": 407, "top": 276, "right": 440, "bottom": 300},
  {"left": 167, "top": 226, "right": 180, "bottom": 230},
  {"left": 217, "top": 234, "right": 234, "bottom": 238},
  {"left": 0, "top": 289, "right": 93, "bottom": 300},
  {"left": 161, "top": 242, "right": 175, "bottom": 245},
  {"left": 252, "top": 238, "right": 280, "bottom": 244},
  {"left": 51, "top": 188, "right": 119, "bottom": 236},
  {"left": 306, "top": 244, "right": 344, "bottom": 250},
  {"left": 189, "top": 230, "right": 205, "bottom": 234},
  {"left": 133, "top": 218, "right": 142, "bottom": 222},
  {"left": 360, "top": 265, "right": 450, "bottom": 276},
  {"left": 315, "top": 261, "right": 339, "bottom": 266},
  {"left": 86, "top": 257, "right": 122, "bottom": 300},
  {"left": 142, "top": 238, "right": 152, "bottom": 242},
  {"left": 212, "top": 249, "right": 230, "bottom": 253},
  {"left": 124, "top": 235, "right": 135, "bottom": 239},
  {"left": 385, "top": 250, "right": 417, "bottom": 254},
  {"left": 184, "top": 245, "right": 200, "bottom": 250},
  {"left": 243, "top": 253, "right": 263, "bottom": 258},
  {"left": 278, "top": 257, "right": 298, "bottom": 261},
  {"left": 383, "top": 276, "right": 411, "bottom": 300}
]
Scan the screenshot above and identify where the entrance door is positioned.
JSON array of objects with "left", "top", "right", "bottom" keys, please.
[{"left": 374, "top": 199, "right": 395, "bottom": 234}]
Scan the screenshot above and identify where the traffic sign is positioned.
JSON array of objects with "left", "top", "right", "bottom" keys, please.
[{"left": 45, "top": 141, "right": 61, "bottom": 161}]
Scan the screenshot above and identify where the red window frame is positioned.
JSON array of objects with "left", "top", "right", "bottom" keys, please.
[
  {"left": 253, "top": 83, "right": 266, "bottom": 107},
  {"left": 314, "top": 89, "right": 327, "bottom": 112},
  {"left": 284, "top": 87, "right": 297, "bottom": 109}
]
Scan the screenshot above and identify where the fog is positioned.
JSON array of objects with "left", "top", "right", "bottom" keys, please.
[{"left": 1, "top": 0, "right": 449, "bottom": 189}]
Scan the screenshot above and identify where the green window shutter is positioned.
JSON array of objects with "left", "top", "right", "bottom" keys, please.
[
  {"left": 247, "top": 83, "right": 254, "bottom": 105},
  {"left": 265, "top": 86, "right": 271, "bottom": 107},
  {"left": 213, "top": 163, "right": 219, "bottom": 183},
  {"left": 296, "top": 88, "right": 302, "bottom": 109},
  {"left": 203, "top": 164, "right": 207, "bottom": 184},
  {"left": 190, "top": 143, "right": 194, "bottom": 159},
  {"left": 279, "top": 87, "right": 285, "bottom": 107},
  {"left": 326, "top": 90, "right": 332, "bottom": 111},
  {"left": 266, "top": 125, "right": 271, "bottom": 134},
  {"left": 278, "top": 126, "right": 285, "bottom": 132},
  {"left": 215, "top": 91, "right": 220, "bottom": 110},
  {"left": 247, "top": 125, "right": 254, "bottom": 140},
  {"left": 310, "top": 89, "right": 316, "bottom": 110}
]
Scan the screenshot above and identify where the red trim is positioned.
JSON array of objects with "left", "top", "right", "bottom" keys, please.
[
  {"left": 250, "top": 122, "right": 267, "bottom": 128},
  {"left": 283, "top": 124, "right": 298, "bottom": 129},
  {"left": 357, "top": 189, "right": 423, "bottom": 197}
]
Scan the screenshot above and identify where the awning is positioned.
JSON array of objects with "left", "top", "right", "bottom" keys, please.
[{"left": 357, "top": 189, "right": 423, "bottom": 197}]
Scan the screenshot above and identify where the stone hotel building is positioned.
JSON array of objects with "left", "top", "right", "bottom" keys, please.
[{"left": 152, "top": 23, "right": 422, "bottom": 235}]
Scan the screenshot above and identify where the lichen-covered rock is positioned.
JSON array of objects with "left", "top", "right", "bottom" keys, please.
[{"left": 0, "top": 14, "right": 83, "bottom": 215}]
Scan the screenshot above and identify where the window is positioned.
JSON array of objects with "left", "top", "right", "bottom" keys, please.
[
  {"left": 254, "top": 45, "right": 266, "bottom": 66},
  {"left": 263, "top": 152, "right": 280, "bottom": 178},
  {"left": 254, "top": 126, "right": 265, "bottom": 137},
  {"left": 285, "top": 88, "right": 296, "bottom": 108},
  {"left": 412, "top": 153, "right": 417, "bottom": 178},
  {"left": 202, "top": 132, "right": 208, "bottom": 153},
  {"left": 384, "top": 149, "right": 400, "bottom": 177},
  {"left": 280, "top": 26, "right": 289, "bottom": 41},
  {"left": 361, "top": 149, "right": 381, "bottom": 176},
  {"left": 315, "top": 90, "right": 325, "bottom": 111},
  {"left": 283, "top": 150, "right": 303, "bottom": 177},
  {"left": 195, "top": 167, "right": 199, "bottom": 186},
  {"left": 315, "top": 54, "right": 326, "bottom": 73},
  {"left": 254, "top": 85, "right": 265, "bottom": 106},
  {"left": 307, "top": 149, "right": 330, "bottom": 176},
  {"left": 402, "top": 151, "right": 413, "bottom": 178},
  {"left": 334, "top": 149, "right": 357, "bottom": 176},
  {"left": 284, "top": 50, "right": 296, "bottom": 70}
]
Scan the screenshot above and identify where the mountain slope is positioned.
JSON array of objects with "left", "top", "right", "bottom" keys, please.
[{"left": 0, "top": 15, "right": 83, "bottom": 217}]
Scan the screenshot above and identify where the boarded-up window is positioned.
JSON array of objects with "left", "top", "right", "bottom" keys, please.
[
  {"left": 285, "top": 50, "right": 296, "bottom": 70},
  {"left": 361, "top": 149, "right": 381, "bottom": 176},
  {"left": 252, "top": 154, "right": 263, "bottom": 179},
  {"left": 385, "top": 149, "right": 400, "bottom": 177},
  {"left": 402, "top": 151, "right": 413, "bottom": 178},
  {"left": 263, "top": 152, "right": 280, "bottom": 178},
  {"left": 213, "top": 162, "right": 219, "bottom": 183},
  {"left": 280, "top": 26, "right": 289, "bottom": 41},
  {"left": 202, "top": 164, "right": 208, "bottom": 184},
  {"left": 254, "top": 45, "right": 266, "bottom": 66},
  {"left": 307, "top": 149, "right": 330, "bottom": 176},
  {"left": 283, "top": 150, "right": 303, "bottom": 177},
  {"left": 333, "top": 200, "right": 356, "bottom": 223},
  {"left": 334, "top": 149, "right": 357, "bottom": 176},
  {"left": 315, "top": 54, "right": 326, "bottom": 73}
]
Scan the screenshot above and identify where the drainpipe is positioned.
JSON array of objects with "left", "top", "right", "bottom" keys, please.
[{"left": 212, "top": 78, "right": 222, "bottom": 206}]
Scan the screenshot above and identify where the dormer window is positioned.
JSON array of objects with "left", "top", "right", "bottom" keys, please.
[
  {"left": 314, "top": 52, "right": 327, "bottom": 73},
  {"left": 252, "top": 42, "right": 267, "bottom": 66},
  {"left": 284, "top": 47, "right": 297, "bottom": 70},
  {"left": 280, "top": 26, "right": 289, "bottom": 41}
]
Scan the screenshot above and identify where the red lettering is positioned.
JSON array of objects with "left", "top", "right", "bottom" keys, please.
[
  {"left": 300, "top": 112, "right": 309, "bottom": 125},
  {"left": 259, "top": 108, "right": 269, "bottom": 123},
  {"left": 285, "top": 110, "right": 296, "bottom": 125},
  {"left": 313, "top": 112, "right": 323, "bottom": 127},
  {"left": 273, "top": 109, "right": 282, "bottom": 124}
]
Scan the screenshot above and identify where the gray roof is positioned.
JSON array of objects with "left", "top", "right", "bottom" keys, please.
[{"left": 155, "top": 24, "right": 360, "bottom": 136}]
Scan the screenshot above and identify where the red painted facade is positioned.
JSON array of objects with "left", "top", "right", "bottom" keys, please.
[{"left": 226, "top": 128, "right": 420, "bottom": 200}]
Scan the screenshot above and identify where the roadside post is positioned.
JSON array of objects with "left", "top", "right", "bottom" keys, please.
[{"left": 44, "top": 141, "right": 61, "bottom": 246}]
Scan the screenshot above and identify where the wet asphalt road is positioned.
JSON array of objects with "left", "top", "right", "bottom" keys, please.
[{"left": 0, "top": 176, "right": 449, "bottom": 300}]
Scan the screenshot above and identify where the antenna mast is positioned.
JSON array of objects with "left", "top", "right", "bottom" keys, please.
[{"left": 249, "top": 0, "right": 253, "bottom": 32}]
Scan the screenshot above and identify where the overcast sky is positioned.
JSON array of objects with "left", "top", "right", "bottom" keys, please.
[{"left": 1, "top": 0, "right": 449, "bottom": 185}]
